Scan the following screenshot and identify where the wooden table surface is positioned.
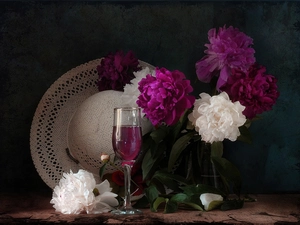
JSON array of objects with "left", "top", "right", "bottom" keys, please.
[{"left": 0, "top": 192, "right": 299, "bottom": 224}]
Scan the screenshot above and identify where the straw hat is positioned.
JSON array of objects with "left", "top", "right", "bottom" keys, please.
[{"left": 30, "top": 59, "right": 154, "bottom": 189}]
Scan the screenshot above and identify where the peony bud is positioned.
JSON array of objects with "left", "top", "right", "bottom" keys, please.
[{"left": 100, "top": 153, "right": 110, "bottom": 163}]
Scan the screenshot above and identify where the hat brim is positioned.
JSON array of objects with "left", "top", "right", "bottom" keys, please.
[{"left": 30, "top": 58, "right": 154, "bottom": 189}]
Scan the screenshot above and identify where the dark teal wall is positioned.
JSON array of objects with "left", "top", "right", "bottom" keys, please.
[{"left": 1, "top": 1, "right": 299, "bottom": 193}]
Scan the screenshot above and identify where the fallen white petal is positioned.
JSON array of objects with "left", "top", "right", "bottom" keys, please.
[{"left": 200, "top": 193, "right": 223, "bottom": 211}]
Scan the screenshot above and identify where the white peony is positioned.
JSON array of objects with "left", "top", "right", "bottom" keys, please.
[
  {"left": 188, "top": 92, "right": 246, "bottom": 143},
  {"left": 50, "top": 169, "right": 118, "bottom": 214},
  {"left": 121, "top": 66, "right": 155, "bottom": 108}
]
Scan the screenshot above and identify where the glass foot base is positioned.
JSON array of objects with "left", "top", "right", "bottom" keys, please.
[{"left": 111, "top": 206, "right": 142, "bottom": 215}]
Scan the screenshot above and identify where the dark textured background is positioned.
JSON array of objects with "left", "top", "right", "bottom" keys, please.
[{"left": 0, "top": 1, "right": 299, "bottom": 194}]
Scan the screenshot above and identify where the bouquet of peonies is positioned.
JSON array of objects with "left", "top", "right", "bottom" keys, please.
[{"left": 98, "top": 25, "right": 279, "bottom": 213}]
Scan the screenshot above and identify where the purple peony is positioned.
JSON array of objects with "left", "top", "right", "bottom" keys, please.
[
  {"left": 220, "top": 63, "right": 280, "bottom": 119},
  {"left": 97, "top": 50, "right": 141, "bottom": 91},
  {"left": 137, "top": 68, "right": 195, "bottom": 126},
  {"left": 195, "top": 25, "right": 256, "bottom": 90}
]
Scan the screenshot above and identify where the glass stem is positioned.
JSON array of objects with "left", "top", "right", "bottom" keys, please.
[{"left": 123, "top": 164, "right": 132, "bottom": 209}]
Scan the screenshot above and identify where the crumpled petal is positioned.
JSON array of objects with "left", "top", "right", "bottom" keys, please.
[
  {"left": 95, "top": 179, "right": 112, "bottom": 193},
  {"left": 96, "top": 192, "right": 119, "bottom": 207},
  {"left": 200, "top": 193, "right": 223, "bottom": 211}
]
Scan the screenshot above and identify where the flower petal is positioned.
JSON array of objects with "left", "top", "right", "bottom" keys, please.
[{"left": 200, "top": 193, "right": 223, "bottom": 211}]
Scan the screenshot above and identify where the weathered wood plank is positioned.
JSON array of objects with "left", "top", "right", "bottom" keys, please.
[{"left": 0, "top": 193, "right": 299, "bottom": 224}]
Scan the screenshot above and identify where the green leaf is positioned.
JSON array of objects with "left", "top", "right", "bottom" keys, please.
[
  {"left": 142, "top": 146, "right": 164, "bottom": 180},
  {"left": 237, "top": 125, "right": 252, "bottom": 144},
  {"left": 164, "top": 199, "right": 178, "bottom": 213},
  {"left": 169, "top": 111, "right": 190, "bottom": 142},
  {"left": 170, "top": 121, "right": 184, "bottom": 142},
  {"left": 210, "top": 142, "right": 223, "bottom": 157},
  {"left": 152, "top": 175, "right": 181, "bottom": 192},
  {"left": 152, "top": 197, "right": 167, "bottom": 212},
  {"left": 99, "top": 163, "right": 107, "bottom": 179},
  {"left": 140, "top": 132, "right": 153, "bottom": 157},
  {"left": 221, "top": 199, "right": 244, "bottom": 211},
  {"left": 144, "top": 130, "right": 167, "bottom": 159},
  {"left": 169, "top": 193, "right": 204, "bottom": 211},
  {"left": 189, "top": 194, "right": 204, "bottom": 208},
  {"left": 149, "top": 177, "right": 168, "bottom": 195},
  {"left": 152, "top": 170, "right": 189, "bottom": 192},
  {"left": 145, "top": 185, "right": 159, "bottom": 212},
  {"left": 168, "top": 131, "right": 195, "bottom": 172},
  {"left": 192, "top": 135, "right": 202, "bottom": 142},
  {"left": 181, "top": 202, "right": 204, "bottom": 211},
  {"left": 142, "top": 149, "right": 155, "bottom": 180},
  {"left": 211, "top": 157, "right": 242, "bottom": 196},
  {"left": 150, "top": 126, "right": 169, "bottom": 143},
  {"left": 152, "top": 141, "right": 167, "bottom": 159},
  {"left": 170, "top": 193, "right": 188, "bottom": 202},
  {"left": 147, "top": 190, "right": 205, "bottom": 212}
]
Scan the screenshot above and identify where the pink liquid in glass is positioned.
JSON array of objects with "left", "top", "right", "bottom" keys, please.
[{"left": 112, "top": 126, "right": 142, "bottom": 162}]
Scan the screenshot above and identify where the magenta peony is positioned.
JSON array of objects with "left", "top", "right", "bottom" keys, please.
[
  {"left": 220, "top": 63, "right": 280, "bottom": 119},
  {"left": 137, "top": 68, "right": 195, "bottom": 126},
  {"left": 195, "top": 25, "right": 256, "bottom": 90},
  {"left": 97, "top": 50, "right": 141, "bottom": 91}
]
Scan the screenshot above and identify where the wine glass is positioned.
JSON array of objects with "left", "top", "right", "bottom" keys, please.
[{"left": 111, "top": 107, "right": 143, "bottom": 215}]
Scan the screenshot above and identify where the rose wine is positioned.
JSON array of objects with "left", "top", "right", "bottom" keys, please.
[
  {"left": 112, "top": 125, "right": 142, "bottom": 162},
  {"left": 111, "top": 107, "right": 143, "bottom": 215}
]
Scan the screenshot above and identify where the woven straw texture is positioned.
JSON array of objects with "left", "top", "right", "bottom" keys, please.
[{"left": 30, "top": 59, "right": 153, "bottom": 189}]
